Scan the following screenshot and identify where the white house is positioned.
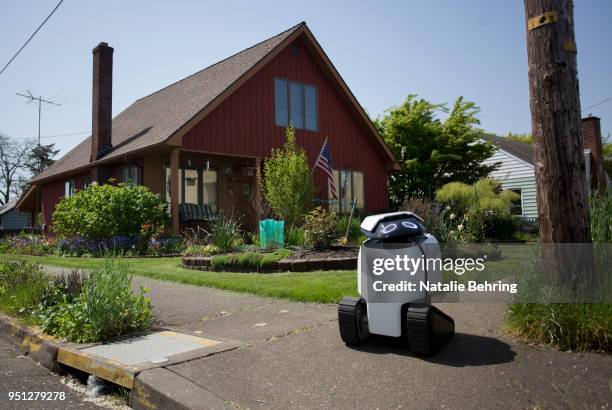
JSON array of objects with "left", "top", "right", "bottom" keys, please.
[
  {"left": 481, "top": 116, "right": 611, "bottom": 221},
  {"left": 481, "top": 135, "right": 538, "bottom": 219}
]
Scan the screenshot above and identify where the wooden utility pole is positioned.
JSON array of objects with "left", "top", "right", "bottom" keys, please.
[
  {"left": 525, "top": 0, "right": 591, "bottom": 243},
  {"left": 525, "top": 0, "right": 593, "bottom": 285}
]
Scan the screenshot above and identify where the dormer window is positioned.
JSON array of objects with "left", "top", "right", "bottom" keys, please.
[{"left": 275, "top": 78, "right": 317, "bottom": 131}]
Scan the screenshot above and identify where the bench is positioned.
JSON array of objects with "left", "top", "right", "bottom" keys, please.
[{"left": 179, "top": 203, "right": 217, "bottom": 222}]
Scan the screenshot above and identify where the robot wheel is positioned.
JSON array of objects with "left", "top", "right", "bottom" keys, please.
[
  {"left": 338, "top": 296, "right": 369, "bottom": 345},
  {"left": 405, "top": 304, "right": 455, "bottom": 356}
]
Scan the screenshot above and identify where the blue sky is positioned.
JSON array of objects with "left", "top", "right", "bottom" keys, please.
[{"left": 1, "top": 0, "right": 610, "bottom": 156}]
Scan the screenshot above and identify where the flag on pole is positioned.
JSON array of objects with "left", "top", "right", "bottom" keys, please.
[{"left": 313, "top": 138, "right": 338, "bottom": 199}]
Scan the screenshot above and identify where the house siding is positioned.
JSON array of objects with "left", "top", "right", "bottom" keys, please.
[
  {"left": 181, "top": 37, "right": 389, "bottom": 213},
  {"left": 0, "top": 209, "right": 31, "bottom": 231},
  {"left": 483, "top": 150, "right": 538, "bottom": 218}
]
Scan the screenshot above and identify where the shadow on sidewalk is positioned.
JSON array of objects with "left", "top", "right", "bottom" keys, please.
[{"left": 349, "top": 333, "right": 516, "bottom": 367}]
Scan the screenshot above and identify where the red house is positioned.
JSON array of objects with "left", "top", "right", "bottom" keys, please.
[{"left": 18, "top": 22, "right": 398, "bottom": 234}]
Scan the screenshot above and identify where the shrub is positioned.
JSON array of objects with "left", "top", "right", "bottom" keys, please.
[
  {"left": 263, "top": 126, "right": 314, "bottom": 227},
  {"left": 590, "top": 194, "right": 612, "bottom": 243},
  {"left": 52, "top": 183, "right": 169, "bottom": 241},
  {"left": 435, "top": 178, "right": 519, "bottom": 215},
  {"left": 401, "top": 196, "right": 451, "bottom": 242},
  {"left": 2, "top": 233, "right": 52, "bottom": 256},
  {"left": 286, "top": 226, "right": 305, "bottom": 247},
  {"left": 303, "top": 207, "right": 338, "bottom": 249},
  {"left": 210, "top": 211, "right": 242, "bottom": 252},
  {"left": 336, "top": 215, "right": 362, "bottom": 245},
  {"left": 148, "top": 236, "right": 185, "bottom": 255},
  {"left": 210, "top": 249, "right": 291, "bottom": 271},
  {"left": 40, "top": 261, "right": 152, "bottom": 343},
  {"left": 183, "top": 244, "right": 221, "bottom": 257},
  {"left": 0, "top": 261, "right": 56, "bottom": 320}
]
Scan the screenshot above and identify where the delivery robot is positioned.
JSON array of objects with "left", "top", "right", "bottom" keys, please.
[{"left": 338, "top": 211, "right": 455, "bottom": 356}]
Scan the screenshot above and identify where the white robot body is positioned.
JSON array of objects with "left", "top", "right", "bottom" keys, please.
[{"left": 339, "top": 211, "right": 454, "bottom": 356}]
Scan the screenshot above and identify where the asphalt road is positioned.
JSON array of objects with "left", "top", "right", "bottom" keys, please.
[{"left": 0, "top": 335, "right": 102, "bottom": 409}]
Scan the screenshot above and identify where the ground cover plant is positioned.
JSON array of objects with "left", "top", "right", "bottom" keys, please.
[{"left": 0, "top": 259, "right": 152, "bottom": 343}]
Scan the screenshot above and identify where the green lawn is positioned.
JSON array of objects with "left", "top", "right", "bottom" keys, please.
[
  {"left": 0, "top": 245, "right": 530, "bottom": 304},
  {"left": 0, "top": 254, "right": 357, "bottom": 304}
]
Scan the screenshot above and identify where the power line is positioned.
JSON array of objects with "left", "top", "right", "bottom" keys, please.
[
  {"left": 582, "top": 97, "right": 611, "bottom": 113},
  {"left": 41, "top": 131, "right": 89, "bottom": 139},
  {"left": 0, "top": 0, "right": 64, "bottom": 76}
]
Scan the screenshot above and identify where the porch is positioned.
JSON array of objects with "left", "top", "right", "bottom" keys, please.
[{"left": 141, "top": 148, "right": 263, "bottom": 235}]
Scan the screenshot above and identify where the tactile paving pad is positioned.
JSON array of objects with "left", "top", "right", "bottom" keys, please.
[{"left": 80, "top": 331, "right": 221, "bottom": 365}]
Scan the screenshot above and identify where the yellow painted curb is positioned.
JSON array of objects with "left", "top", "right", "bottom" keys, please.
[{"left": 57, "top": 347, "right": 136, "bottom": 389}]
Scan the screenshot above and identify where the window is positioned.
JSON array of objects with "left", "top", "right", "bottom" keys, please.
[
  {"left": 121, "top": 165, "right": 140, "bottom": 185},
  {"left": 165, "top": 167, "right": 218, "bottom": 212},
  {"left": 510, "top": 189, "right": 523, "bottom": 215},
  {"left": 183, "top": 169, "right": 199, "bottom": 204},
  {"left": 330, "top": 170, "right": 365, "bottom": 214},
  {"left": 202, "top": 170, "right": 218, "bottom": 212},
  {"left": 82, "top": 175, "right": 91, "bottom": 189},
  {"left": 65, "top": 179, "right": 75, "bottom": 197},
  {"left": 274, "top": 78, "right": 317, "bottom": 131}
]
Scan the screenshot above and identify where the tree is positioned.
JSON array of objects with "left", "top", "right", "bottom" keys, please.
[
  {"left": 27, "top": 143, "right": 59, "bottom": 175},
  {"left": 376, "top": 95, "right": 498, "bottom": 207},
  {"left": 0, "top": 132, "right": 35, "bottom": 205},
  {"left": 506, "top": 132, "right": 534, "bottom": 145},
  {"left": 602, "top": 135, "right": 612, "bottom": 178},
  {"left": 263, "top": 126, "right": 314, "bottom": 227}
]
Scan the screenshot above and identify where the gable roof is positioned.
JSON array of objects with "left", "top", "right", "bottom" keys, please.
[
  {"left": 33, "top": 22, "right": 397, "bottom": 183},
  {"left": 0, "top": 199, "right": 18, "bottom": 215},
  {"left": 481, "top": 134, "right": 534, "bottom": 166}
]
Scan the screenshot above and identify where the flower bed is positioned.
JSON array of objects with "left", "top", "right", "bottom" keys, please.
[{"left": 182, "top": 246, "right": 357, "bottom": 273}]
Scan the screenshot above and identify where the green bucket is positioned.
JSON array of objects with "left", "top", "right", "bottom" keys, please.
[{"left": 259, "top": 219, "right": 285, "bottom": 249}]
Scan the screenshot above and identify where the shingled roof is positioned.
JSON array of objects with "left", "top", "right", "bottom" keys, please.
[
  {"left": 481, "top": 134, "right": 534, "bottom": 165},
  {"left": 33, "top": 23, "right": 305, "bottom": 182}
]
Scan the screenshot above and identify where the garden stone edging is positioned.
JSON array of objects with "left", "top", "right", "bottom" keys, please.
[{"left": 181, "top": 254, "right": 357, "bottom": 272}]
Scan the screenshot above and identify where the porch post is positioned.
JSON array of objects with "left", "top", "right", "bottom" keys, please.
[{"left": 170, "top": 148, "right": 180, "bottom": 235}]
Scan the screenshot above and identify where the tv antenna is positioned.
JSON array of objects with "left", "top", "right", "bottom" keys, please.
[
  {"left": 16, "top": 90, "right": 62, "bottom": 146},
  {"left": 16, "top": 90, "right": 63, "bottom": 175}
]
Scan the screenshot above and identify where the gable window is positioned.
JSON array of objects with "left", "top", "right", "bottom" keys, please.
[
  {"left": 65, "top": 179, "right": 75, "bottom": 197},
  {"left": 121, "top": 165, "right": 140, "bottom": 185},
  {"left": 510, "top": 188, "right": 523, "bottom": 215},
  {"left": 274, "top": 78, "right": 317, "bottom": 131},
  {"left": 330, "top": 170, "right": 365, "bottom": 214}
]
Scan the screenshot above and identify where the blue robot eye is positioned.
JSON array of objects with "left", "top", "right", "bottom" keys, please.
[
  {"left": 402, "top": 221, "right": 418, "bottom": 229},
  {"left": 382, "top": 223, "right": 397, "bottom": 234}
]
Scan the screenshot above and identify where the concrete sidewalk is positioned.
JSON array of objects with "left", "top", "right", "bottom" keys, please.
[{"left": 42, "top": 266, "right": 611, "bottom": 409}]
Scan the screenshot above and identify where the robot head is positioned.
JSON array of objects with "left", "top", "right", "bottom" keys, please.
[{"left": 360, "top": 211, "right": 426, "bottom": 240}]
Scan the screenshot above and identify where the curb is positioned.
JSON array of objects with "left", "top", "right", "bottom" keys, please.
[
  {"left": 0, "top": 312, "right": 63, "bottom": 371},
  {"left": 0, "top": 312, "right": 235, "bottom": 409}
]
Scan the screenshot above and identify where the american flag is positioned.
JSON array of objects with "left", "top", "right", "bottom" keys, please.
[{"left": 314, "top": 138, "right": 338, "bottom": 199}]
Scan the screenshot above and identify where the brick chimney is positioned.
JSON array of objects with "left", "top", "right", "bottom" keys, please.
[
  {"left": 91, "top": 42, "right": 113, "bottom": 162},
  {"left": 581, "top": 116, "right": 607, "bottom": 194}
]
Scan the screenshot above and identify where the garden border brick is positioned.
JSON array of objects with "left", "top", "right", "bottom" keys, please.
[{"left": 181, "top": 254, "right": 357, "bottom": 272}]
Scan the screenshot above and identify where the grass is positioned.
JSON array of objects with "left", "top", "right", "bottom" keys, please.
[
  {"left": 507, "top": 303, "right": 611, "bottom": 352},
  {"left": 0, "top": 254, "right": 357, "bottom": 304}
]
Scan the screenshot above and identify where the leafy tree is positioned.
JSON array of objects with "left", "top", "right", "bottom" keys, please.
[
  {"left": 0, "top": 132, "right": 35, "bottom": 205},
  {"left": 52, "top": 183, "right": 169, "bottom": 241},
  {"left": 27, "top": 143, "right": 59, "bottom": 175},
  {"left": 263, "top": 126, "right": 314, "bottom": 227},
  {"left": 375, "top": 95, "right": 499, "bottom": 207},
  {"left": 506, "top": 132, "right": 534, "bottom": 145},
  {"left": 603, "top": 135, "right": 612, "bottom": 178}
]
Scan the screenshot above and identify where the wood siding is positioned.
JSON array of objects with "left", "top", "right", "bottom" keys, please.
[
  {"left": 181, "top": 37, "right": 389, "bottom": 212},
  {"left": 483, "top": 150, "right": 538, "bottom": 218}
]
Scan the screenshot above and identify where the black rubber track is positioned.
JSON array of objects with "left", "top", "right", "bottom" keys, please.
[
  {"left": 406, "top": 304, "right": 455, "bottom": 356},
  {"left": 338, "top": 296, "right": 367, "bottom": 345}
]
